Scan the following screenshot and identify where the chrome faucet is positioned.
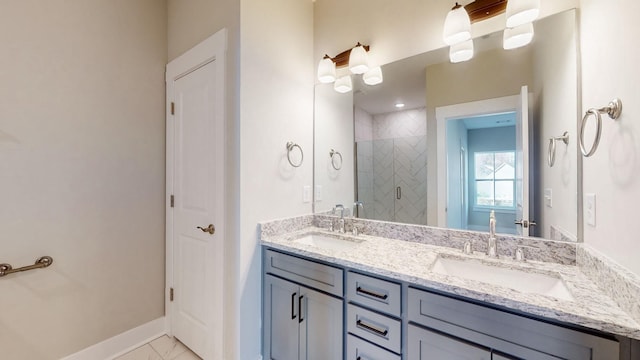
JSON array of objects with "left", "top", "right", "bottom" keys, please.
[
  {"left": 487, "top": 210, "right": 498, "bottom": 258},
  {"left": 334, "top": 204, "right": 346, "bottom": 233},
  {"left": 353, "top": 201, "right": 364, "bottom": 218}
]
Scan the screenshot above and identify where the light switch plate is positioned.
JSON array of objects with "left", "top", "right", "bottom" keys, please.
[
  {"left": 544, "top": 188, "right": 553, "bottom": 208},
  {"left": 585, "top": 193, "right": 596, "bottom": 227},
  {"left": 303, "top": 186, "right": 311, "bottom": 203},
  {"left": 315, "top": 185, "right": 323, "bottom": 201}
]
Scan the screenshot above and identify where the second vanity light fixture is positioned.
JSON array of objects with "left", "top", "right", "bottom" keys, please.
[
  {"left": 442, "top": 0, "right": 540, "bottom": 63},
  {"left": 317, "top": 43, "right": 383, "bottom": 93}
]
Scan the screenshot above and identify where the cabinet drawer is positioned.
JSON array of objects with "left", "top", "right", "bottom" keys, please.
[
  {"left": 407, "top": 324, "right": 490, "bottom": 360},
  {"left": 346, "top": 271, "right": 401, "bottom": 317},
  {"left": 347, "top": 304, "right": 401, "bottom": 354},
  {"left": 264, "top": 249, "right": 343, "bottom": 297},
  {"left": 408, "top": 287, "right": 618, "bottom": 359},
  {"left": 347, "top": 334, "right": 401, "bottom": 360}
]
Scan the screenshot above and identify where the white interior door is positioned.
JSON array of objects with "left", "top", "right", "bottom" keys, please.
[
  {"left": 515, "top": 85, "right": 530, "bottom": 236},
  {"left": 166, "top": 30, "right": 226, "bottom": 360}
]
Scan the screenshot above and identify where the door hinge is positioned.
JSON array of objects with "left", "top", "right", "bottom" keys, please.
[
  {"left": 171, "top": 102, "right": 175, "bottom": 115},
  {"left": 170, "top": 195, "right": 174, "bottom": 208},
  {"left": 170, "top": 287, "right": 174, "bottom": 302}
]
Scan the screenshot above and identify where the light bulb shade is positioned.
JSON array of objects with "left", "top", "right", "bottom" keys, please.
[
  {"left": 443, "top": 5, "right": 471, "bottom": 45},
  {"left": 363, "top": 66, "right": 383, "bottom": 86},
  {"left": 506, "top": 0, "right": 540, "bottom": 28},
  {"left": 449, "top": 39, "right": 474, "bottom": 63},
  {"left": 503, "top": 22, "right": 534, "bottom": 50},
  {"left": 317, "top": 57, "right": 336, "bottom": 83},
  {"left": 334, "top": 75, "right": 353, "bottom": 93},
  {"left": 349, "top": 45, "right": 369, "bottom": 74}
]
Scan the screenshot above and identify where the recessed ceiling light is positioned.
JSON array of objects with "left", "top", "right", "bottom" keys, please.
[{"left": 395, "top": 103, "right": 405, "bottom": 108}]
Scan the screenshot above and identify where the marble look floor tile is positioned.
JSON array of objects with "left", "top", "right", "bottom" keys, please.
[
  {"left": 115, "top": 344, "right": 162, "bottom": 360},
  {"left": 173, "top": 348, "right": 202, "bottom": 360},
  {"left": 149, "top": 335, "right": 190, "bottom": 360}
]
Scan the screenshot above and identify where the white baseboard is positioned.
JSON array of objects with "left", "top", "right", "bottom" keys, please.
[{"left": 60, "top": 317, "right": 166, "bottom": 360}]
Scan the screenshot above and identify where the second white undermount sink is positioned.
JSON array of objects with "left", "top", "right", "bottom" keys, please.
[
  {"left": 293, "top": 234, "right": 363, "bottom": 251},
  {"left": 431, "top": 255, "right": 574, "bottom": 301}
]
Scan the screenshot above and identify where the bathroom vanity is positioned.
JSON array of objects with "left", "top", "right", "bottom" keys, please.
[{"left": 261, "top": 216, "right": 640, "bottom": 360}]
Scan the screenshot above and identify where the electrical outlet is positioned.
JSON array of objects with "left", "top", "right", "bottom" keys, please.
[
  {"left": 315, "top": 185, "right": 323, "bottom": 201},
  {"left": 585, "top": 193, "right": 596, "bottom": 227},
  {"left": 303, "top": 186, "right": 311, "bottom": 203}
]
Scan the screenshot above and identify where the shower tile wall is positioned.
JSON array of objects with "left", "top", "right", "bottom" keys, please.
[{"left": 356, "top": 107, "right": 428, "bottom": 225}]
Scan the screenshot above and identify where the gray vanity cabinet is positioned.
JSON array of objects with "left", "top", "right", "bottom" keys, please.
[{"left": 263, "top": 250, "right": 344, "bottom": 360}]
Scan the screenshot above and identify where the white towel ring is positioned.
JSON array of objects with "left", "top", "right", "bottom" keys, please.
[
  {"left": 580, "top": 98, "right": 622, "bottom": 157},
  {"left": 329, "top": 149, "right": 343, "bottom": 170},
  {"left": 286, "top": 142, "right": 304, "bottom": 167},
  {"left": 548, "top": 132, "right": 569, "bottom": 167}
]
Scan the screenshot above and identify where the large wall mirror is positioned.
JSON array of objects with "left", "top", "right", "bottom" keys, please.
[{"left": 313, "top": 9, "right": 581, "bottom": 241}]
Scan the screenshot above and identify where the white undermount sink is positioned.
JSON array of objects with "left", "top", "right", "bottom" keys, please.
[
  {"left": 431, "top": 255, "right": 574, "bottom": 301},
  {"left": 293, "top": 234, "right": 363, "bottom": 251}
]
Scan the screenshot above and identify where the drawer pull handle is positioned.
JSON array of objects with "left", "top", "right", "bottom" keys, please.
[
  {"left": 291, "top": 292, "right": 297, "bottom": 320},
  {"left": 298, "top": 295, "right": 304, "bottom": 323},
  {"left": 356, "top": 286, "right": 388, "bottom": 300},
  {"left": 356, "top": 319, "right": 388, "bottom": 337}
]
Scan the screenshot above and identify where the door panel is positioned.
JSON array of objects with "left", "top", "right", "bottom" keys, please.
[
  {"left": 264, "top": 275, "right": 300, "bottom": 360},
  {"left": 171, "top": 56, "right": 224, "bottom": 358},
  {"left": 300, "top": 286, "right": 343, "bottom": 360},
  {"left": 515, "top": 85, "right": 530, "bottom": 236}
]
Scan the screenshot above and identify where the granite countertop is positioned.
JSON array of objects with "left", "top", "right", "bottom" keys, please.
[{"left": 261, "top": 227, "right": 640, "bottom": 341}]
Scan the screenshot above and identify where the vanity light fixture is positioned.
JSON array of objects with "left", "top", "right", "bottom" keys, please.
[
  {"left": 505, "top": 0, "right": 540, "bottom": 28},
  {"left": 334, "top": 75, "right": 353, "bottom": 94},
  {"left": 503, "top": 22, "right": 534, "bottom": 50},
  {"left": 363, "top": 66, "right": 383, "bottom": 85},
  {"left": 317, "top": 55, "right": 336, "bottom": 83},
  {"left": 450, "top": 39, "right": 474, "bottom": 63},
  {"left": 395, "top": 103, "right": 406, "bottom": 109},
  {"left": 443, "top": 3, "right": 472, "bottom": 45},
  {"left": 317, "top": 42, "right": 383, "bottom": 93}
]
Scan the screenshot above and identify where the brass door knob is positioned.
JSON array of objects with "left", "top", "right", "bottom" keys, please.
[{"left": 197, "top": 224, "right": 216, "bottom": 235}]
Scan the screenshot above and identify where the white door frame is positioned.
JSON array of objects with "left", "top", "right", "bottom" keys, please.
[
  {"left": 436, "top": 95, "right": 519, "bottom": 228},
  {"left": 165, "top": 28, "right": 227, "bottom": 357}
]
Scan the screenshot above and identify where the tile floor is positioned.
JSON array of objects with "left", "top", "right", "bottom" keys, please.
[{"left": 114, "top": 335, "right": 201, "bottom": 360}]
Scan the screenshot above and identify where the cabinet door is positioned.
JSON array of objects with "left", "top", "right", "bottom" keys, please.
[
  {"left": 299, "top": 286, "right": 343, "bottom": 360},
  {"left": 264, "top": 275, "right": 300, "bottom": 360},
  {"left": 408, "top": 324, "right": 491, "bottom": 360}
]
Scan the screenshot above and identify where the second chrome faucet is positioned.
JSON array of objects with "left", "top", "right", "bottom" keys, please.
[{"left": 487, "top": 210, "right": 498, "bottom": 258}]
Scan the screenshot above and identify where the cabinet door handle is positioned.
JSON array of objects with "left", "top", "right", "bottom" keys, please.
[
  {"left": 396, "top": 186, "right": 401, "bottom": 200},
  {"left": 356, "top": 286, "right": 388, "bottom": 300},
  {"left": 291, "top": 292, "right": 297, "bottom": 320},
  {"left": 298, "top": 295, "right": 304, "bottom": 323},
  {"left": 356, "top": 319, "right": 388, "bottom": 337}
]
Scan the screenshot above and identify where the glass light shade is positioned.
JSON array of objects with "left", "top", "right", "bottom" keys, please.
[
  {"left": 334, "top": 75, "right": 353, "bottom": 93},
  {"left": 505, "top": 0, "right": 540, "bottom": 28},
  {"left": 363, "top": 66, "right": 383, "bottom": 86},
  {"left": 449, "top": 39, "right": 474, "bottom": 63},
  {"left": 443, "top": 5, "right": 471, "bottom": 45},
  {"left": 349, "top": 45, "right": 369, "bottom": 74},
  {"left": 503, "top": 22, "right": 534, "bottom": 50},
  {"left": 317, "top": 57, "right": 336, "bottom": 83}
]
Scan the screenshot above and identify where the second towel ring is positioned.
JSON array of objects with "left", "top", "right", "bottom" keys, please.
[
  {"left": 548, "top": 132, "right": 569, "bottom": 167},
  {"left": 580, "top": 98, "right": 622, "bottom": 157},
  {"left": 286, "top": 142, "right": 304, "bottom": 167},
  {"left": 329, "top": 149, "right": 343, "bottom": 170}
]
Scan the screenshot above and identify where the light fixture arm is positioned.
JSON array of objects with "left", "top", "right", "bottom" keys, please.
[{"left": 326, "top": 43, "right": 370, "bottom": 67}]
